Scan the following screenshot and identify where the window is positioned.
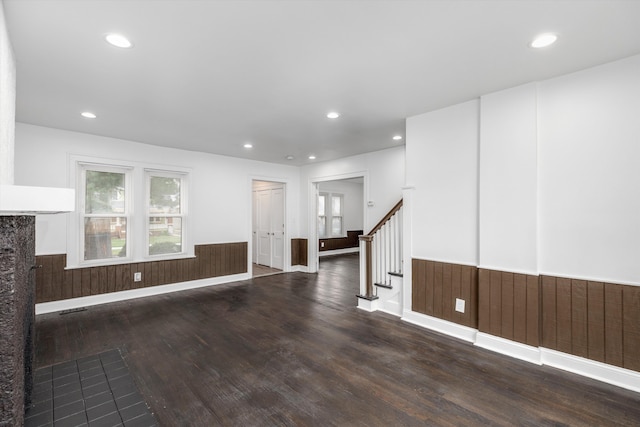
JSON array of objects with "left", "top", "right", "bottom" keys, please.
[
  {"left": 318, "top": 192, "right": 344, "bottom": 238},
  {"left": 331, "top": 195, "right": 343, "bottom": 236},
  {"left": 70, "top": 157, "right": 191, "bottom": 268},
  {"left": 318, "top": 193, "right": 327, "bottom": 238},
  {"left": 81, "top": 165, "right": 131, "bottom": 262},
  {"left": 147, "top": 172, "right": 185, "bottom": 256}
]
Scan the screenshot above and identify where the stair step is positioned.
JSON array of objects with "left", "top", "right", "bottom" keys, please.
[
  {"left": 356, "top": 294, "right": 379, "bottom": 301},
  {"left": 388, "top": 271, "right": 403, "bottom": 278},
  {"left": 374, "top": 282, "right": 393, "bottom": 289}
]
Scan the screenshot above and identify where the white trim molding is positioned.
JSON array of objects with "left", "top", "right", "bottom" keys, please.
[
  {"left": 475, "top": 332, "right": 542, "bottom": 365},
  {"left": 401, "top": 310, "right": 477, "bottom": 343},
  {"left": 357, "top": 297, "right": 379, "bottom": 312},
  {"left": 541, "top": 348, "right": 640, "bottom": 394},
  {"left": 36, "top": 272, "right": 250, "bottom": 315}
]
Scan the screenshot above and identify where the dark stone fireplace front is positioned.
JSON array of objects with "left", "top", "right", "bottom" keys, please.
[{"left": 0, "top": 215, "right": 36, "bottom": 426}]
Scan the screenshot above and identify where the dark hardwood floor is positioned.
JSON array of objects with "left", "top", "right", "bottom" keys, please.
[{"left": 35, "top": 253, "right": 640, "bottom": 426}]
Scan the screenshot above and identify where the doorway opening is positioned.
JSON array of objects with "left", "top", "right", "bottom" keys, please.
[
  {"left": 252, "top": 180, "right": 285, "bottom": 278},
  {"left": 314, "top": 176, "right": 365, "bottom": 272}
]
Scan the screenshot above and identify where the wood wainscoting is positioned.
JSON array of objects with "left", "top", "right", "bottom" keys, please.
[
  {"left": 34, "top": 242, "right": 247, "bottom": 303},
  {"left": 411, "top": 259, "right": 478, "bottom": 328},
  {"left": 319, "top": 230, "right": 362, "bottom": 252},
  {"left": 478, "top": 269, "right": 539, "bottom": 347},
  {"left": 291, "top": 238, "right": 308, "bottom": 266},
  {"left": 541, "top": 275, "right": 640, "bottom": 372},
  {"left": 413, "top": 260, "right": 640, "bottom": 373}
]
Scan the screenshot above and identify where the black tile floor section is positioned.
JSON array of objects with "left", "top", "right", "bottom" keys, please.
[{"left": 25, "top": 349, "right": 157, "bottom": 427}]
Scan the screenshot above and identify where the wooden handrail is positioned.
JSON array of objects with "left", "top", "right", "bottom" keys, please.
[{"left": 366, "top": 199, "right": 403, "bottom": 236}]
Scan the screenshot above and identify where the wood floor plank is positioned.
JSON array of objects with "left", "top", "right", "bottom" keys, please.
[{"left": 34, "top": 254, "right": 640, "bottom": 426}]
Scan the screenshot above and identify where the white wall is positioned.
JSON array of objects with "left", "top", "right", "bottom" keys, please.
[
  {"left": 0, "top": 2, "right": 15, "bottom": 185},
  {"left": 318, "top": 179, "right": 364, "bottom": 232},
  {"left": 407, "top": 53, "right": 640, "bottom": 286},
  {"left": 406, "top": 100, "right": 479, "bottom": 265},
  {"left": 538, "top": 54, "right": 640, "bottom": 285},
  {"left": 14, "top": 123, "right": 300, "bottom": 256},
  {"left": 479, "top": 84, "right": 537, "bottom": 275}
]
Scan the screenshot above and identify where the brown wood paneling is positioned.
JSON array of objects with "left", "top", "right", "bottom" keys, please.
[
  {"left": 586, "top": 281, "right": 605, "bottom": 363},
  {"left": 478, "top": 269, "right": 490, "bottom": 333},
  {"left": 489, "top": 270, "right": 501, "bottom": 336},
  {"left": 512, "top": 274, "right": 527, "bottom": 344},
  {"left": 90, "top": 267, "right": 99, "bottom": 295},
  {"left": 478, "top": 268, "right": 538, "bottom": 346},
  {"left": 622, "top": 285, "right": 640, "bottom": 372},
  {"left": 319, "top": 230, "right": 362, "bottom": 252},
  {"left": 425, "top": 260, "right": 435, "bottom": 316},
  {"left": 433, "top": 262, "right": 443, "bottom": 318},
  {"left": 442, "top": 263, "right": 453, "bottom": 322},
  {"left": 72, "top": 269, "right": 82, "bottom": 298},
  {"left": 555, "top": 277, "right": 572, "bottom": 354},
  {"left": 501, "top": 272, "right": 514, "bottom": 340},
  {"left": 35, "top": 242, "right": 249, "bottom": 304},
  {"left": 541, "top": 275, "right": 557, "bottom": 349},
  {"left": 604, "top": 283, "right": 624, "bottom": 367},
  {"left": 411, "top": 258, "right": 427, "bottom": 314},
  {"left": 571, "top": 280, "right": 588, "bottom": 358},
  {"left": 468, "top": 266, "right": 478, "bottom": 328},
  {"left": 525, "top": 275, "right": 539, "bottom": 346},
  {"left": 412, "top": 259, "right": 477, "bottom": 329}
]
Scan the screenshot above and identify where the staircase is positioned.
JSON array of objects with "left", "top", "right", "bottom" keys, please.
[{"left": 357, "top": 199, "right": 403, "bottom": 316}]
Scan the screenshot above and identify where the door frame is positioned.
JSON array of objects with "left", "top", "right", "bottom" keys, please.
[
  {"left": 249, "top": 176, "right": 289, "bottom": 275},
  {"left": 307, "top": 171, "right": 368, "bottom": 273}
]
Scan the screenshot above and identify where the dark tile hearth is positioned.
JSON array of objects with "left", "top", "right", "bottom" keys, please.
[{"left": 25, "top": 349, "right": 156, "bottom": 427}]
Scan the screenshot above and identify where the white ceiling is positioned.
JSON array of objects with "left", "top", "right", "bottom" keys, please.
[{"left": 4, "top": 1, "right": 640, "bottom": 166}]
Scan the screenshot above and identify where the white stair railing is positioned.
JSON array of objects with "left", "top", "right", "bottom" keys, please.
[{"left": 358, "top": 200, "right": 403, "bottom": 300}]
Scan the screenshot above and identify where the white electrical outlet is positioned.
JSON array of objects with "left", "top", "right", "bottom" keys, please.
[
  {"left": 134, "top": 272, "right": 142, "bottom": 282},
  {"left": 455, "top": 298, "right": 465, "bottom": 313},
  {"left": 321, "top": 242, "right": 325, "bottom": 248}
]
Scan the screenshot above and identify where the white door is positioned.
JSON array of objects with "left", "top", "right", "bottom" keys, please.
[
  {"left": 271, "top": 187, "right": 285, "bottom": 270},
  {"left": 257, "top": 189, "right": 272, "bottom": 266}
]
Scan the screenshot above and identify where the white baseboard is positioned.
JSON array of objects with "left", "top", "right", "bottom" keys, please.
[
  {"left": 319, "top": 247, "right": 359, "bottom": 257},
  {"left": 357, "top": 298, "right": 379, "bottom": 312},
  {"left": 35, "top": 273, "right": 251, "bottom": 315},
  {"left": 541, "top": 348, "right": 640, "bottom": 393},
  {"left": 378, "top": 300, "right": 402, "bottom": 317},
  {"left": 475, "top": 332, "right": 542, "bottom": 365},
  {"left": 290, "top": 265, "right": 310, "bottom": 273},
  {"left": 401, "top": 310, "right": 477, "bottom": 343}
]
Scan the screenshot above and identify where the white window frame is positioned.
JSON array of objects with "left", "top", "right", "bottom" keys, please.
[
  {"left": 330, "top": 193, "right": 344, "bottom": 237},
  {"left": 318, "top": 193, "right": 327, "bottom": 238},
  {"left": 145, "top": 169, "right": 188, "bottom": 258},
  {"left": 318, "top": 191, "right": 345, "bottom": 238},
  {"left": 67, "top": 155, "right": 193, "bottom": 269}
]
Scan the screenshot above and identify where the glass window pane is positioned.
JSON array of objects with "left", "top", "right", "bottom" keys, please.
[
  {"left": 318, "top": 216, "right": 326, "bottom": 238},
  {"left": 84, "top": 217, "right": 127, "bottom": 260},
  {"left": 85, "top": 171, "right": 125, "bottom": 214},
  {"left": 149, "top": 176, "right": 181, "bottom": 214},
  {"left": 332, "top": 196, "right": 341, "bottom": 216},
  {"left": 149, "top": 217, "right": 182, "bottom": 255},
  {"left": 318, "top": 195, "right": 325, "bottom": 216},
  {"left": 332, "top": 217, "right": 342, "bottom": 236}
]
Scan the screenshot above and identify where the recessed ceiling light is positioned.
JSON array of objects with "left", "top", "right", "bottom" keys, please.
[
  {"left": 308, "top": 155, "right": 316, "bottom": 160},
  {"left": 243, "top": 143, "right": 253, "bottom": 149},
  {"left": 81, "top": 112, "right": 97, "bottom": 119},
  {"left": 326, "top": 112, "right": 340, "bottom": 119},
  {"left": 286, "top": 155, "right": 294, "bottom": 160},
  {"left": 393, "top": 135, "right": 403, "bottom": 141},
  {"left": 530, "top": 33, "right": 558, "bottom": 49},
  {"left": 105, "top": 33, "right": 133, "bottom": 48}
]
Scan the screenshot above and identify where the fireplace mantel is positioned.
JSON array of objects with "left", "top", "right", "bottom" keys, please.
[{"left": 0, "top": 185, "right": 74, "bottom": 215}]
